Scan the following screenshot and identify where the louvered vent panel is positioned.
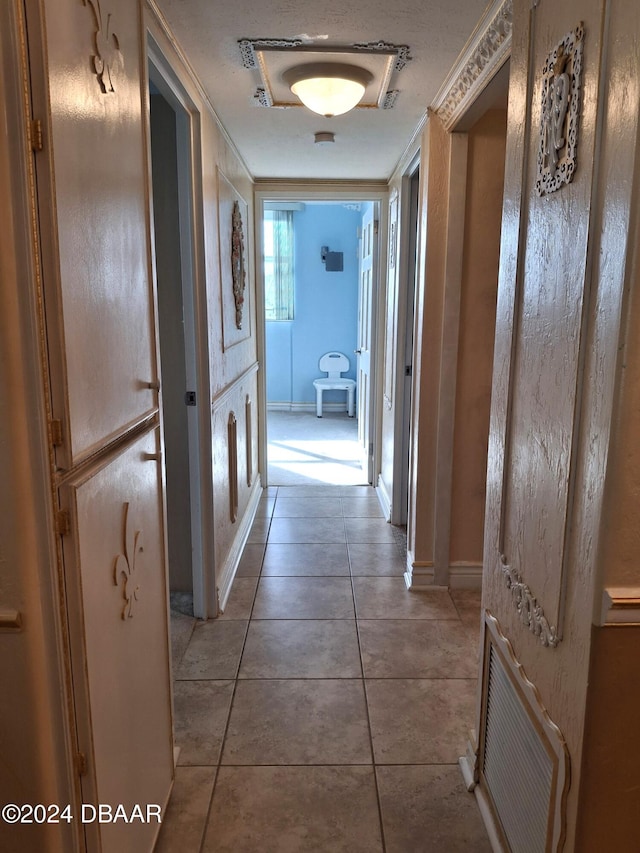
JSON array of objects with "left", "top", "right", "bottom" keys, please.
[{"left": 483, "top": 644, "right": 553, "bottom": 853}]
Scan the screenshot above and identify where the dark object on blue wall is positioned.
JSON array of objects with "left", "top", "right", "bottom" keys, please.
[{"left": 321, "top": 245, "right": 344, "bottom": 271}]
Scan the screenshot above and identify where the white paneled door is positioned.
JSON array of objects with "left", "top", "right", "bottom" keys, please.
[
  {"left": 356, "top": 204, "right": 377, "bottom": 482},
  {"left": 26, "top": 0, "right": 174, "bottom": 849}
]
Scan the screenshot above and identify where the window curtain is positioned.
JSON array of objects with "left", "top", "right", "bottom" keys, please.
[{"left": 272, "top": 210, "right": 294, "bottom": 320}]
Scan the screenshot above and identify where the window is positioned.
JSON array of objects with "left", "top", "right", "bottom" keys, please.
[{"left": 264, "top": 209, "right": 294, "bottom": 320}]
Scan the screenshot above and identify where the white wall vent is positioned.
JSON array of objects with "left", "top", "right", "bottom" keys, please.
[{"left": 477, "top": 614, "right": 570, "bottom": 852}]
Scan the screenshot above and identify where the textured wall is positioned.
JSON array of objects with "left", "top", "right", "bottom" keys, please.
[
  {"left": 481, "top": 0, "right": 640, "bottom": 847},
  {"left": 449, "top": 109, "right": 506, "bottom": 565}
]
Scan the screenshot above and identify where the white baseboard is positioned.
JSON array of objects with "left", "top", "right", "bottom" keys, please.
[
  {"left": 267, "top": 401, "right": 350, "bottom": 413},
  {"left": 473, "top": 782, "right": 507, "bottom": 852},
  {"left": 449, "top": 562, "right": 483, "bottom": 589},
  {"left": 375, "top": 475, "right": 391, "bottom": 521},
  {"left": 404, "top": 551, "right": 436, "bottom": 589},
  {"left": 404, "top": 555, "right": 483, "bottom": 589},
  {"left": 216, "top": 474, "right": 263, "bottom": 614}
]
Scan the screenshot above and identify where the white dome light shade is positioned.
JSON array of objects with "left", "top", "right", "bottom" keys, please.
[{"left": 283, "top": 63, "right": 373, "bottom": 117}]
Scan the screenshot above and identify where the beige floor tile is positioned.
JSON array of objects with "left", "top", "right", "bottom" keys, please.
[
  {"left": 366, "top": 678, "right": 476, "bottom": 764},
  {"left": 177, "top": 620, "right": 248, "bottom": 680},
  {"left": 341, "top": 497, "right": 384, "bottom": 517},
  {"left": 376, "top": 765, "right": 492, "bottom": 853},
  {"left": 247, "top": 517, "right": 271, "bottom": 543},
  {"left": 170, "top": 610, "right": 195, "bottom": 676},
  {"left": 154, "top": 766, "right": 215, "bottom": 853},
  {"left": 239, "top": 620, "right": 361, "bottom": 678},
  {"left": 358, "top": 619, "right": 478, "bottom": 678},
  {"left": 450, "top": 588, "right": 484, "bottom": 627},
  {"left": 252, "top": 577, "right": 355, "bottom": 619},
  {"left": 203, "top": 766, "right": 383, "bottom": 852},
  {"left": 268, "top": 516, "right": 346, "bottom": 544},
  {"left": 236, "top": 543, "right": 265, "bottom": 577},
  {"left": 339, "top": 485, "right": 376, "bottom": 496},
  {"left": 174, "top": 680, "right": 234, "bottom": 766},
  {"left": 261, "top": 543, "right": 350, "bottom": 576},
  {"left": 218, "top": 577, "right": 258, "bottom": 620},
  {"left": 273, "top": 496, "right": 343, "bottom": 517},
  {"left": 276, "top": 485, "right": 346, "bottom": 497},
  {"left": 221, "top": 679, "right": 372, "bottom": 765},
  {"left": 348, "top": 543, "right": 405, "bottom": 576},
  {"left": 253, "top": 498, "right": 275, "bottom": 518},
  {"left": 345, "top": 517, "right": 397, "bottom": 543},
  {"left": 353, "top": 577, "right": 459, "bottom": 619}
]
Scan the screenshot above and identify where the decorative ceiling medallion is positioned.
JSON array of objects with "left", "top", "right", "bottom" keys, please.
[
  {"left": 113, "top": 502, "right": 143, "bottom": 620},
  {"left": 432, "top": 0, "right": 512, "bottom": 130},
  {"left": 500, "top": 555, "right": 559, "bottom": 647},
  {"left": 535, "top": 23, "right": 584, "bottom": 196},
  {"left": 82, "top": 0, "right": 123, "bottom": 94},
  {"left": 231, "top": 201, "right": 247, "bottom": 329},
  {"left": 238, "top": 38, "right": 411, "bottom": 111}
]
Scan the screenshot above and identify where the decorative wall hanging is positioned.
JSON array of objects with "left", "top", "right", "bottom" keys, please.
[
  {"left": 82, "top": 0, "right": 123, "bottom": 93},
  {"left": 535, "top": 23, "right": 584, "bottom": 196},
  {"left": 217, "top": 169, "right": 251, "bottom": 350},
  {"left": 231, "top": 201, "right": 246, "bottom": 329},
  {"left": 238, "top": 38, "right": 411, "bottom": 112},
  {"left": 113, "top": 502, "right": 143, "bottom": 620}
]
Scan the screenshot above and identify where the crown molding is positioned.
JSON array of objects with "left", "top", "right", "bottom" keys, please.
[{"left": 431, "top": 0, "right": 512, "bottom": 130}]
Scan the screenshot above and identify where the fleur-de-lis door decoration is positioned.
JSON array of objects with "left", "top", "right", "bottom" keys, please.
[
  {"left": 82, "top": 0, "right": 123, "bottom": 94},
  {"left": 113, "top": 502, "right": 143, "bottom": 620}
]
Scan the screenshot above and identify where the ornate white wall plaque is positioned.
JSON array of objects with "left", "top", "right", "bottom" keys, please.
[{"left": 535, "top": 23, "right": 584, "bottom": 196}]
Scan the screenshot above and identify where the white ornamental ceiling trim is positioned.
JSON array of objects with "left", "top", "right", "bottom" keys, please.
[
  {"left": 431, "top": 0, "right": 513, "bottom": 130},
  {"left": 238, "top": 38, "right": 411, "bottom": 110}
]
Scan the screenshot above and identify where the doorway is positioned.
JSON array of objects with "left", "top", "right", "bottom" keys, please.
[
  {"left": 391, "top": 161, "right": 420, "bottom": 525},
  {"left": 148, "top": 62, "right": 207, "bottom": 617},
  {"left": 258, "top": 196, "right": 382, "bottom": 488}
]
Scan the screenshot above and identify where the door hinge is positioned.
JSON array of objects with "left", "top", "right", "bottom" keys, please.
[
  {"left": 30, "top": 119, "right": 44, "bottom": 152},
  {"left": 56, "top": 509, "right": 71, "bottom": 537},
  {"left": 374, "top": 219, "right": 379, "bottom": 235},
  {"left": 405, "top": 365, "right": 412, "bottom": 377},
  {"left": 50, "top": 419, "right": 63, "bottom": 446},
  {"left": 75, "top": 752, "right": 87, "bottom": 776},
  {"left": 185, "top": 391, "right": 196, "bottom": 406},
  {"left": 369, "top": 442, "right": 374, "bottom": 457}
]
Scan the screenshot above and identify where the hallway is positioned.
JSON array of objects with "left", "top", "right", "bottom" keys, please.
[{"left": 159, "top": 486, "right": 491, "bottom": 851}]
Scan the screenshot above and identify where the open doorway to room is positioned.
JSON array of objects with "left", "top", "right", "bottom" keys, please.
[
  {"left": 147, "top": 57, "right": 209, "bottom": 619},
  {"left": 259, "top": 197, "right": 381, "bottom": 488}
]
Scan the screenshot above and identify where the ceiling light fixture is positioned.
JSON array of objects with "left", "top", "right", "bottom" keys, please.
[{"left": 282, "top": 63, "right": 373, "bottom": 117}]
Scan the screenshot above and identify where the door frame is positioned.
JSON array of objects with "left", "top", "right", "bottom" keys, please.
[
  {"left": 391, "top": 150, "right": 421, "bottom": 525},
  {"left": 254, "top": 185, "right": 388, "bottom": 488},
  {"left": 145, "top": 32, "right": 214, "bottom": 618}
]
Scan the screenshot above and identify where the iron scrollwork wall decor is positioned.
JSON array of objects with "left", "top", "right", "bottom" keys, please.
[
  {"left": 82, "top": 0, "right": 123, "bottom": 93},
  {"left": 113, "top": 502, "right": 143, "bottom": 620},
  {"left": 536, "top": 23, "right": 584, "bottom": 196},
  {"left": 231, "top": 200, "right": 247, "bottom": 330}
]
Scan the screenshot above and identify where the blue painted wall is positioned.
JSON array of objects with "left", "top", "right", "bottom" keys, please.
[{"left": 266, "top": 203, "right": 361, "bottom": 406}]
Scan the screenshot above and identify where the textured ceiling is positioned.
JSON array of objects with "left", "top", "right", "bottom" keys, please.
[{"left": 153, "top": 0, "right": 491, "bottom": 180}]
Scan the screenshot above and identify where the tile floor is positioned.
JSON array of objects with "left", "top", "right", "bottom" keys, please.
[{"left": 157, "top": 485, "right": 491, "bottom": 852}]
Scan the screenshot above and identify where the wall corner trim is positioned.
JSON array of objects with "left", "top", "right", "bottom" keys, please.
[{"left": 600, "top": 587, "right": 640, "bottom": 625}]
